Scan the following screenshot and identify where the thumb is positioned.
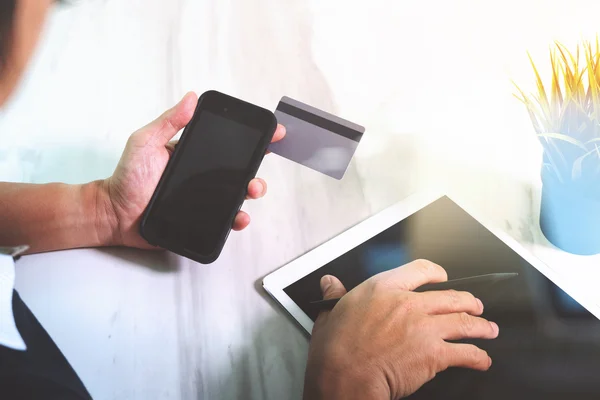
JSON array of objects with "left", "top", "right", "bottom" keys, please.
[
  {"left": 142, "top": 91, "right": 198, "bottom": 146},
  {"left": 320, "top": 275, "right": 347, "bottom": 300},
  {"left": 313, "top": 275, "right": 347, "bottom": 331}
]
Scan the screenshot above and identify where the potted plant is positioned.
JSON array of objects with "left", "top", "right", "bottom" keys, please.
[{"left": 514, "top": 39, "right": 600, "bottom": 255}]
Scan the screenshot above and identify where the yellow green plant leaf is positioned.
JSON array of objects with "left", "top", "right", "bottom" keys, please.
[
  {"left": 528, "top": 52, "right": 552, "bottom": 121},
  {"left": 586, "top": 43, "right": 600, "bottom": 119},
  {"left": 516, "top": 39, "right": 600, "bottom": 183},
  {"left": 550, "top": 48, "right": 564, "bottom": 111},
  {"left": 533, "top": 97, "right": 554, "bottom": 131}
]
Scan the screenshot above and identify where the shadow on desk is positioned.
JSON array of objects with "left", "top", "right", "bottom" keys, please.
[
  {"left": 173, "top": 277, "right": 308, "bottom": 400},
  {"left": 210, "top": 315, "right": 307, "bottom": 400},
  {"left": 98, "top": 247, "right": 182, "bottom": 273}
]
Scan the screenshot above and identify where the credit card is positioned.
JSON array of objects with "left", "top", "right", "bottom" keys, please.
[{"left": 269, "top": 96, "right": 365, "bottom": 180}]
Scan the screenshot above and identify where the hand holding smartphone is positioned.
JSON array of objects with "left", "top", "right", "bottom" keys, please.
[{"left": 140, "top": 90, "right": 278, "bottom": 264}]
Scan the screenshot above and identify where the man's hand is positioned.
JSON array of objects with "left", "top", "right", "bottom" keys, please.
[
  {"left": 99, "top": 92, "right": 286, "bottom": 248},
  {"left": 304, "top": 260, "right": 499, "bottom": 400},
  {"left": 0, "top": 92, "right": 284, "bottom": 253}
]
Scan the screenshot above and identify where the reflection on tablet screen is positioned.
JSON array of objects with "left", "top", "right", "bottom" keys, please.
[
  {"left": 283, "top": 196, "right": 600, "bottom": 399},
  {"left": 362, "top": 243, "right": 409, "bottom": 276}
]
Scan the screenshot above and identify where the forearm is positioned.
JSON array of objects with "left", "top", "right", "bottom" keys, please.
[{"left": 0, "top": 181, "right": 116, "bottom": 254}]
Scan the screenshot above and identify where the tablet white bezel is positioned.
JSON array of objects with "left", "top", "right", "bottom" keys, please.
[{"left": 262, "top": 190, "right": 600, "bottom": 335}]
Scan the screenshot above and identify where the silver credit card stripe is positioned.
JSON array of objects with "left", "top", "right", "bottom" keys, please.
[{"left": 279, "top": 96, "right": 365, "bottom": 134}]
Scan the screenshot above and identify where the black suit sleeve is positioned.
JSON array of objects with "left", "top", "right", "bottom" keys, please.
[{"left": 0, "top": 291, "right": 92, "bottom": 400}]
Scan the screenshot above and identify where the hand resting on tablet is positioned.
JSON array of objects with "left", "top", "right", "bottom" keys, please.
[{"left": 303, "top": 259, "right": 500, "bottom": 400}]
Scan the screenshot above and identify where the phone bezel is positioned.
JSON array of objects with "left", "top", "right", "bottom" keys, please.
[{"left": 139, "top": 90, "right": 277, "bottom": 264}]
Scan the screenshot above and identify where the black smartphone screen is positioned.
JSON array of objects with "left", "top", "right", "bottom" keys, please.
[{"left": 141, "top": 91, "right": 276, "bottom": 262}]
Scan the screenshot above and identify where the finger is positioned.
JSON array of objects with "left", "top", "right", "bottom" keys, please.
[
  {"left": 442, "top": 343, "right": 492, "bottom": 372},
  {"left": 265, "top": 124, "right": 286, "bottom": 155},
  {"left": 232, "top": 211, "right": 251, "bottom": 231},
  {"left": 435, "top": 313, "right": 499, "bottom": 340},
  {"left": 313, "top": 275, "right": 348, "bottom": 331},
  {"left": 320, "top": 275, "right": 348, "bottom": 300},
  {"left": 246, "top": 178, "right": 267, "bottom": 200},
  {"left": 141, "top": 92, "right": 198, "bottom": 146},
  {"left": 418, "top": 290, "right": 484, "bottom": 316},
  {"left": 272, "top": 124, "right": 286, "bottom": 143},
  {"left": 375, "top": 259, "right": 448, "bottom": 291}
]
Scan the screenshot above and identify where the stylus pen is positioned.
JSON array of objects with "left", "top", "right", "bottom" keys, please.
[{"left": 309, "top": 272, "right": 519, "bottom": 311}]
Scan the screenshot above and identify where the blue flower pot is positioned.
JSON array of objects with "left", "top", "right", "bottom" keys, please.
[{"left": 539, "top": 168, "right": 600, "bottom": 255}]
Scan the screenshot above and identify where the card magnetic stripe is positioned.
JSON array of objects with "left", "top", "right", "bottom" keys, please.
[{"left": 276, "top": 100, "right": 364, "bottom": 142}]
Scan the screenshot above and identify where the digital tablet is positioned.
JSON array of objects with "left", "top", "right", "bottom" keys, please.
[{"left": 263, "top": 192, "right": 600, "bottom": 399}]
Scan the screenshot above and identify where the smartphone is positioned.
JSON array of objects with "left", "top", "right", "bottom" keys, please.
[{"left": 140, "top": 90, "right": 277, "bottom": 264}]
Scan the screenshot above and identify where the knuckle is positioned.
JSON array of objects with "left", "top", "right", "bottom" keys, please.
[
  {"left": 400, "top": 297, "right": 417, "bottom": 314},
  {"left": 466, "top": 345, "right": 482, "bottom": 360},
  {"left": 466, "top": 346, "right": 489, "bottom": 368},
  {"left": 456, "top": 290, "right": 478, "bottom": 313},
  {"left": 412, "top": 259, "right": 446, "bottom": 280},
  {"left": 459, "top": 312, "right": 475, "bottom": 334},
  {"left": 465, "top": 344, "right": 479, "bottom": 359},
  {"left": 461, "top": 290, "right": 476, "bottom": 303},
  {"left": 127, "top": 131, "right": 147, "bottom": 148},
  {"left": 445, "top": 290, "right": 461, "bottom": 311},
  {"left": 431, "top": 341, "right": 449, "bottom": 371},
  {"left": 413, "top": 258, "right": 434, "bottom": 273},
  {"left": 468, "top": 293, "right": 480, "bottom": 313},
  {"left": 369, "top": 278, "right": 387, "bottom": 293}
]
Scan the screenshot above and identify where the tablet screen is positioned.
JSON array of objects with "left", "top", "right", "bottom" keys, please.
[{"left": 283, "top": 196, "right": 600, "bottom": 398}]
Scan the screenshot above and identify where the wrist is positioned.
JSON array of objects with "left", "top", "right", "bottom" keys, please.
[
  {"left": 83, "top": 180, "right": 120, "bottom": 247},
  {"left": 304, "top": 361, "right": 390, "bottom": 400}
]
